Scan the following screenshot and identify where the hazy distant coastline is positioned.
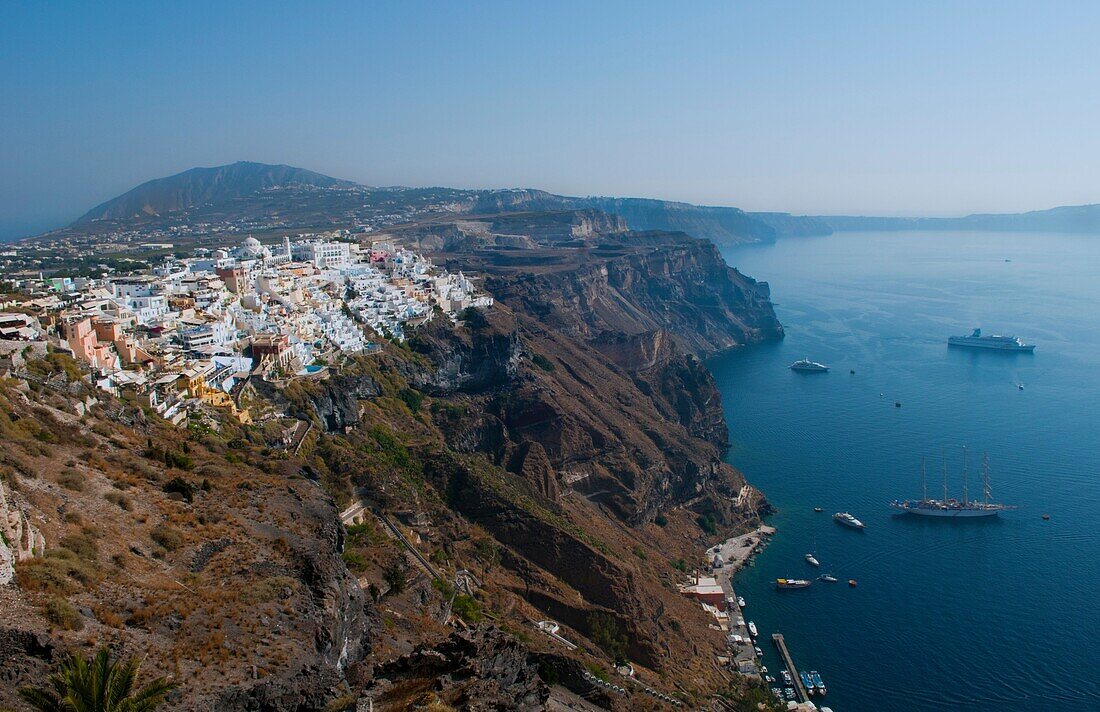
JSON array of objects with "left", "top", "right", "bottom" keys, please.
[{"left": 8, "top": 160, "right": 1100, "bottom": 244}]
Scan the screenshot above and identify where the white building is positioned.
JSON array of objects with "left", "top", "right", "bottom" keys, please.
[{"left": 292, "top": 240, "right": 352, "bottom": 269}]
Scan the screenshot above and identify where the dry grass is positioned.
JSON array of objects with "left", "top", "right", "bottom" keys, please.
[
  {"left": 43, "top": 596, "right": 84, "bottom": 631},
  {"left": 150, "top": 523, "right": 183, "bottom": 552},
  {"left": 56, "top": 469, "right": 85, "bottom": 491}
]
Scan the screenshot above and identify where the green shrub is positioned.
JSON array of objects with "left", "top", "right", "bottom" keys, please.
[
  {"left": 382, "top": 557, "right": 408, "bottom": 595},
  {"left": 451, "top": 594, "right": 482, "bottom": 623},
  {"left": 432, "top": 577, "right": 455, "bottom": 598},
  {"left": 458, "top": 307, "right": 486, "bottom": 327},
  {"left": 43, "top": 596, "right": 84, "bottom": 631},
  {"left": 654, "top": 514, "right": 668, "bottom": 527},
  {"left": 341, "top": 550, "right": 368, "bottom": 573},
  {"left": 697, "top": 513, "right": 717, "bottom": 535},
  {"left": 26, "top": 352, "right": 83, "bottom": 381},
  {"left": 397, "top": 387, "right": 423, "bottom": 414},
  {"left": 165, "top": 450, "right": 194, "bottom": 470},
  {"left": 473, "top": 538, "right": 499, "bottom": 567},
  {"left": 587, "top": 611, "right": 627, "bottom": 662},
  {"left": 345, "top": 522, "right": 383, "bottom": 547},
  {"left": 531, "top": 353, "right": 555, "bottom": 372},
  {"left": 366, "top": 426, "right": 412, "bottom": 471},
  {"left": 584, "top": 662, "right": 609, "bottom": 682}
]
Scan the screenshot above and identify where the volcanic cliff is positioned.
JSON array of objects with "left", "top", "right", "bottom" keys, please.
[{"left": 1, "top": 211, "right": 782, "bottom": 711}]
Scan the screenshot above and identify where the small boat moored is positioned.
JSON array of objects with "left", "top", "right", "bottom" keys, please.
[
  {"left": 776, "top": 578, "right": 812, "bottom": 589},
  {"left": 818, "top": 573, "right": 838, "bottom": 583},
  {"left": 804, "top": 553, "right": 820, "bottom": 567},
  {"left": 748, "top": 621, "right": 758, "bottom": 638},
  {"left": 848, "top": 579, "right": 858, "bottom": 587},
  {"left": 811, "top": 670, "right": 827, "bottom": 695},
  {"left": 800, "top": 672, "right": 815, "bottom": 696},
  {"left": 737, "top": 596, "right": 746, "bottom": 608},
  {"left": 813, "top": 507, "right": 823, "bottom": 513}
]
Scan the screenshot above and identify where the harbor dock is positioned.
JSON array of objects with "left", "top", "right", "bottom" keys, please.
[{"left": 772, "top": 633, "right": 810, "bottom": 703}]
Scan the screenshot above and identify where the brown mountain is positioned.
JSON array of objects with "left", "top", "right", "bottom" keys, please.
[{"left": 75, "top": 161, "right": 360, "bottom": 223}]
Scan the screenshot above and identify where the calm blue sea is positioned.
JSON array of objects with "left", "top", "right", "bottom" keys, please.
[{"left": 710, "top": 231, "right": 1100, "bottom": 712}]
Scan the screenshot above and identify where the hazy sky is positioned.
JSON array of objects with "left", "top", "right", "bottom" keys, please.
[{"left": 3, "top": 1, "right": 1099, "bottom": 239}]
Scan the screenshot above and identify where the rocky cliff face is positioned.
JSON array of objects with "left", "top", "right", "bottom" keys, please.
[
  {"left": 480, "top": 231, "right": 782, "bottom": 357},
  {"left": 462, "top": 190, "right": 778, "bottom": 244},
  {"left": 5, "top": 208, "right": 783, "bottom": 710},
  {"left": 358, "top": 628, "right": 549, "bottom": 710},
  {"left": 404, "top": 219, "right": 780, "bottom": 524},
  {"left": 256, "top": 371, "right": 381, "bottom": 432},
  {"left": 575, "top": 197, "right": 776, "bottom": 244},
  {"left": 0, "top": 479, "right": 45, "bottom": 585}
]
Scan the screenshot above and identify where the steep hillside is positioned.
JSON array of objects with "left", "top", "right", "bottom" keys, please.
[
  {"left": 2, "top": 214, "right": 783, "bottom": 710},
  {"left": 76, "top": 162, "right": 360, "bottom": 223},
  {"left": 0, "top": 372, "right": 370, "bottom": 710}
]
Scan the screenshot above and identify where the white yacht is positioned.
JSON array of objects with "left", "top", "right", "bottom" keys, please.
[{"left": 833, "top": 512, "right": 865, "bottom": 529}]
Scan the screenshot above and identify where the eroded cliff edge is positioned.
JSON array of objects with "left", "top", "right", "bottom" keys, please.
[{"left": 1, "top": 212, "right": 782, "bottom": 711}]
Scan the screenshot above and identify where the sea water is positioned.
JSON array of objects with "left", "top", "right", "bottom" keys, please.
[{"left": 709, "top": 231, "right": 1100, "bottom": 711}]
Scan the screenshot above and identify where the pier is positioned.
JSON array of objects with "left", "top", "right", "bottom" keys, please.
[{"left": 772, "top": 633, "right": 810, "bottom": 703}]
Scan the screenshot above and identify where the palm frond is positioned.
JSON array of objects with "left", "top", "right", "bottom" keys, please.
[
  {"left": 16, "top": 685, "right": 65, "bottom": 712},
  {"left": 18, "top": 647, "right": 175, "bottom": 712}
]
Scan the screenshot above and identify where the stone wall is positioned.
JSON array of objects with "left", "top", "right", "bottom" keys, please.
[{"left": 0, "top": 480, "right": 45, "bottom": 585}]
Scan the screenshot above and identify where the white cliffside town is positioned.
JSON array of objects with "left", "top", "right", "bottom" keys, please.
[{"left": 0, "top": 234, "right": 492, "bottom": 425}]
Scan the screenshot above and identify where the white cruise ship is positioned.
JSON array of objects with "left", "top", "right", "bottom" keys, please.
[{"left": 948, "top": 328, "right": 1035, "bottom": 352}]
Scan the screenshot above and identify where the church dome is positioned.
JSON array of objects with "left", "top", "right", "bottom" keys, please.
[{"left": 238, "top": 237, "right": 264, "bottom": 258}]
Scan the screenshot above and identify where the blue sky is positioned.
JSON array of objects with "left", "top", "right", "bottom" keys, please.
[{"left": 2, "top": 1, "right": 1099, "bottom": 239}]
